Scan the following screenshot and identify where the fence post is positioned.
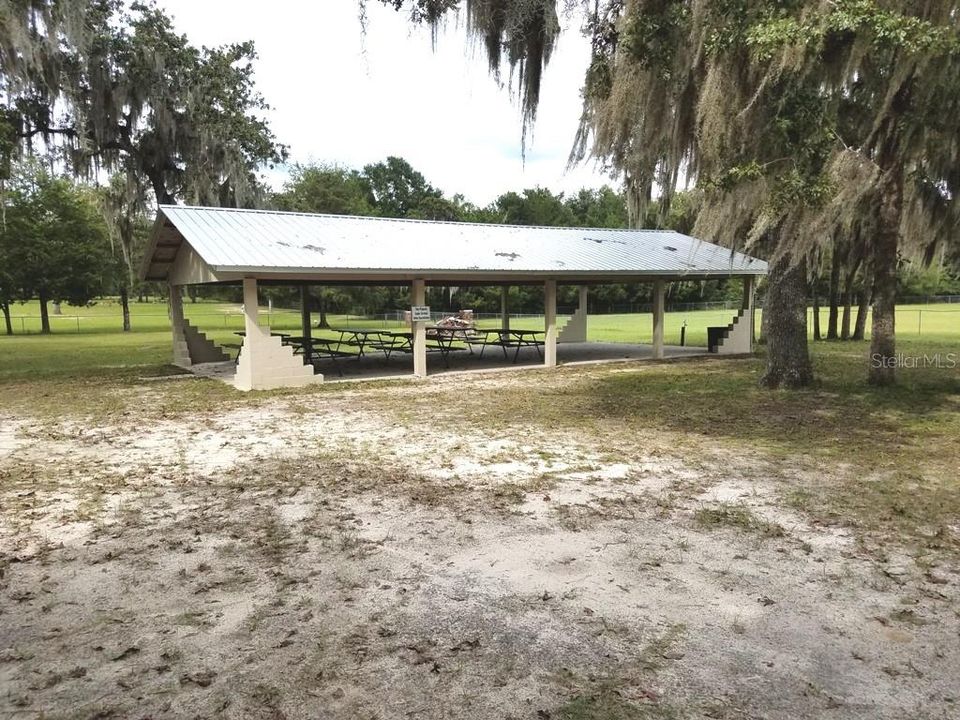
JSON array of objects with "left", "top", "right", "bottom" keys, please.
[{"left": 76, "top": 315, "right": 80, "bottom": 333}]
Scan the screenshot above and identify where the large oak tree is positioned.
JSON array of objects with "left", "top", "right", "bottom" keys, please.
[
  {"left": 2, "top": 1, "right": 287, "bottom": 328},
  {"left": 378, "top": 0, "right": 960, "bottom": 386}
]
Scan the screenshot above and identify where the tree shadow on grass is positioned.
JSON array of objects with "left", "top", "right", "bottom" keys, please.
[{"left": 539, "top": 342, "right": 960, "bottom": 462}]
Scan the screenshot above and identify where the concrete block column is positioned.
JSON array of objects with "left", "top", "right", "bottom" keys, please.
[
  {"left": 412, "top": 279, "right": 427, "bottom": 378},
  {"left": 544, "top": 279, "right": 557, "bottom": 367},
  {"left": 235, "top": 278, "right": 264, "bottom": 390},
  {"left": 235, "top": 277, "right": 321, "bottom": 391},
  {"left": 242, "top": 278, "right": 260, "bottom": 338},
  {"left": 558, "top": 285, "right": 589, "bottom": 343},
  {"left": 652, "top": 279, "right": 665, "bottom": 359},
  {"left": 169, "top": 283, "right": 228, "bottom": 365},
  {"left": 169, "top": 284, "right": 191, "bottom": 367}
]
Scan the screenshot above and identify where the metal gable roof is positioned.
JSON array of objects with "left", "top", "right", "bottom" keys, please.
[{"left": 143, "top": 205, "right": 767, "bottom": 281}]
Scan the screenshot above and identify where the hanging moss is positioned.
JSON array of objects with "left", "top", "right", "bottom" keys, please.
[
  {"left": 2, "top": 1, "right": 286, "bottom": 208},
  {"left": 373, "top": 0, "right": 560, "bottom": 151}
]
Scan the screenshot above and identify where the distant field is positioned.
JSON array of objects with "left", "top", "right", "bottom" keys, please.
[{"left": 4, "top": 297, "right": 958, "bottom": 342}]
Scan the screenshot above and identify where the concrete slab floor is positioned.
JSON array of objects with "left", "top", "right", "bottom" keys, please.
[{"left": 187, "top": 342, "right": 713, "bottom": 387}]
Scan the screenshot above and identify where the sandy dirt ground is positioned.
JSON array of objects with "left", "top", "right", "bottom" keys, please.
[{"left": 1, "top": 370, "right": 958, "bottom": 719}]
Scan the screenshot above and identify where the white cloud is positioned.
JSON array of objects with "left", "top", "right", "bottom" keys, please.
[{"left": 154, "top": 0, "right": 618, "bottom": 205}]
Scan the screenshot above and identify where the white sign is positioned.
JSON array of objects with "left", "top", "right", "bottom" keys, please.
[{"left": 411, "top": 305, "right": 431, "bottom": 322}]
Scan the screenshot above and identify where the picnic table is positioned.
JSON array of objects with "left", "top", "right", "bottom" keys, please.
[
  {"left": 375, "top": 330, "right": 413, "bottom": 359},
  {"left": 376, "top": 329, "right": 470, "bottom": 368},
  {"left": 427, "top": 325, "right": 480, "bottom": 355},
  {"left": 285, "top": 336, "right": 350, "bottom": 376},
  {"left": 474, "top": 328, "right": 545, "bottom": 363},
  {"left": 330, "top": 328, "right": 392, "bottom": 358}
]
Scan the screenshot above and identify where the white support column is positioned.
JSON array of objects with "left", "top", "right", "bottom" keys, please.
[
  {"left": 501, "top": 285, "right": 510, "bottom": 331},
  {"left": 743, "top": 276, "right": 756, "bottom": 352},
  {"left": 170, "top": 283, "right": 229, "bottom": 366},
  {"left": 235, "top": 278, "right": 263, "bottom": 390},
  {"left": 169, "top": 284, "right": 191, "bottom": 367},
  {"left": 243, "top": 277, "right": 260, "bottom": 337},
  {"left": 412, "top": 279, "right": 427, "bottom": 378},
  {"left": 544, "top": 279, "right": 557, "bottom": 367},
  {"left": 652, "top": 279, "right": 665, "bottom": 359},
  {"left": 233, "top": 277, "right": 321, "bottom": 391}
]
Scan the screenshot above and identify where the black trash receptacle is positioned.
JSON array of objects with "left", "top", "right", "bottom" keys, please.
[{"left": 707, "top": 326, "right": 727, "bottom": 353}]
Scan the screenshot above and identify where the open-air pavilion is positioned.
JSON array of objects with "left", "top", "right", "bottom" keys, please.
[{"left": 141, "top": 206, "right": 767, "bottom": 391}]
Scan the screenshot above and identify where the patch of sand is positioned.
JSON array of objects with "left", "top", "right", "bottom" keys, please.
[{"left": 1, "top": 385, "right": 958, "bottom": 719}]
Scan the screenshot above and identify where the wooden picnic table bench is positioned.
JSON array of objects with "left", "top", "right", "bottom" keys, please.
[
  {"left": 472, "top": 328, "right": 545, "bottom": 363},
  {"left": 427, "top": 325, "right": 482, "bottom": 356},
  {"left": 330, "top": 328, "right": 394, "bottom": 358},
  {"left": 286, "top": 336, "right": 352, "bottom": 376},
  {"left": 377, "top": 330, "right": 467, "bottom": 368}
]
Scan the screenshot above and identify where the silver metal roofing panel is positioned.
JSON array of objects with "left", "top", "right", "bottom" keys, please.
[{"left": 151, "top": 205, "right": 767, "bottom": 278}]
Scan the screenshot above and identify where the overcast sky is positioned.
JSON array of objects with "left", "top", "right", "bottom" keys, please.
[{"left": 154, "top": 0, "right": 618, "bottom": 206}]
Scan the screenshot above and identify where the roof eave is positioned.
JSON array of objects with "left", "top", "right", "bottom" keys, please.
[{"left": 210, "top": 265, "right": 768, "bottom": 278}]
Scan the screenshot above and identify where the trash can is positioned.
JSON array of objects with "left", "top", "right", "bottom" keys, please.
[{"left": 707, "top": 326, "right": 727, "bottom": 353}]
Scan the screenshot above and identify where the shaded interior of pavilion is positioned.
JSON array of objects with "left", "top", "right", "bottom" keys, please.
[{"left": 173, "top": 275, "right": 755, "bottom": 387}]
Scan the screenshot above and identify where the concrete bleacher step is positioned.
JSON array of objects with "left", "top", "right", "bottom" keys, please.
[{"left": 717, "top": 309, "right": 750, "bottom": 354}]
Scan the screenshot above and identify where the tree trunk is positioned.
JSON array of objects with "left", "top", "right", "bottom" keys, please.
[
  {"left": 840, "top": 289, "right": 853, "bottom": 340},
  {"left": 120, "top": 286, "right": 131, "bottom": 332},
  {"left": 840, "top": 256, "right": 861, "bottom": 340},
  {"left": 146, "top": 169, "right": 175, "bottom": 206},
  {"left": 1, "top": 301, "right": 12, "bottom": 335},
  {"left": 38, "top": 289, "right": 51, "bottom": 334},
  {"left": 759, "top": 254, "right": 814, "bottom": 389},
  {"left": 868, "top": 168, "right": 903, "bottom": 386},
  {"left": 853, "top": 285, "right": 871, "bottom": 341},
  {"left": 318, "top": 290, "right": 330, "bottom": 329},
  {"left": 826, "top": 249, "right": 841, "bottom": 339}
]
